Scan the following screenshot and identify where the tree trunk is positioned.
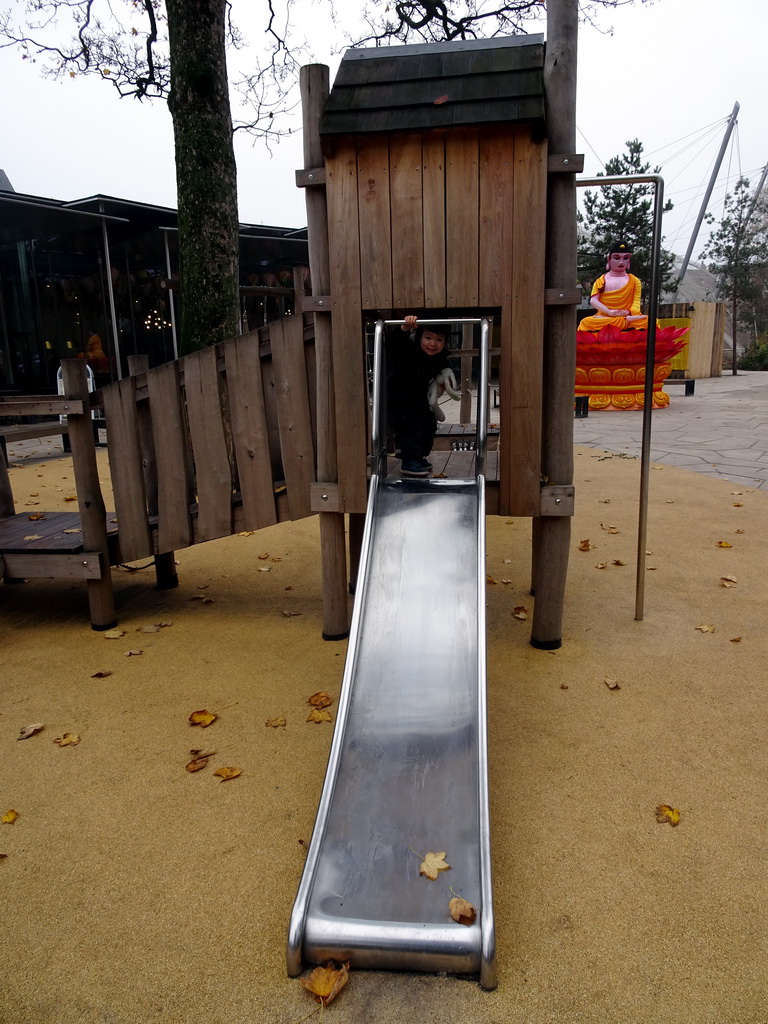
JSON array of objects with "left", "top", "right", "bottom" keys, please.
[{"left": 166, "top": 0, "right": 240, "bottom": 354}]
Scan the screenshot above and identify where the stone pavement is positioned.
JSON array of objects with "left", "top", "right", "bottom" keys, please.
[{"left": 572, "top": 371, "right": 768, "bottom": 491}]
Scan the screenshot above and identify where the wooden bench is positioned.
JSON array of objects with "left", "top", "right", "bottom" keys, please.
[
  {"left": 0, "top": 420, "right": 69, "bottom": 461},
  {"left": 664, "top": 377, "right": 696, "bottom": 396},
  {"left": 1, "top": 317, "right": 318, "bottom": 629}
]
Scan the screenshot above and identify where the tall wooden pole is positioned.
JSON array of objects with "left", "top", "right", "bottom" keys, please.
[
  {"left": 531, "top": 0, "right": 578, "bottom": 649},
  {"left": 300, "top": 64, "right": 350, "bottom": 639}
]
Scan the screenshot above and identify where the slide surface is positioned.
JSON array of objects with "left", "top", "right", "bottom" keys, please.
[{"left": 288, "top": 471, "right": 495, "bottom": 987}]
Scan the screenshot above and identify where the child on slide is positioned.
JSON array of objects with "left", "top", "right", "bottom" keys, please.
[{"left": 386, "top": 316, "right": 459, "bottom": 477}]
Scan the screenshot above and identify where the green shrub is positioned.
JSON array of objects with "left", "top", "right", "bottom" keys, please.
[{"left": 738, "top": 339, "right": 768, "bottom": 370}]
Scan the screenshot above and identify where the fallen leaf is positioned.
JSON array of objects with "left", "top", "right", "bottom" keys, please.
[
  {"left": 62, "top": 528, "right": 81, "bottom": 534},
  {"left": 258, "top": 566, "right": 272, "bottom": 573},
  {"left": 17, "top": 723, "right": 44, "bottom": 740},
  {"left": 730, "top": 636, "right": 742, "bottom": 643},
  {"left": 720, "top": 575, "right": 738, "bottom": 588},
  {"left": 512, "top": 606, "right": 528, "bottom": 621},
  {"left": 560, "top": 683, "right": 569, "bottom": 690},
  {"left": 735, "top": 529, "right": 745, "bottom": 535},
  {"left": 600, "top": 524, "right": 620, "bottom": 534},
  {"left": 186, "top": 757, "right": 211, "bottom": 772},
  {"left": 138, "top": 622, "right": 172, "bottom": 633},
  {"left": 53, "top": 733, "right": 81, "bottom": 746},
  {"left": 28, "top": 512, "right": 46, "bottom": 520},
  {"left": 103, "top": 628, "right": 126, "bottom": 639},
  {"left": 189, "top": 709, "right": 217, "bottom": 728},
  {"left": 282, "top": 610, "right": 302, "bottom": 617},
  {"left": 695, "top": 624, "right": 715, "bottom": 633},
  {"left": 646, "top": 566, "right": 657, "bottom": 571},
  {"left": 306, "top": 709, "right": 332, "bottom": 724},
  {"left": 578, "top": 539, "right": 593, "bottom": 551},
  {"left": 486, "top": 575, "right": 498, "bottom": 585},
  {"left": 612, "top": 559, "right": 627, "bottom": 566},
  {"left": 651, "top": 464, "right": 664, "bottom": 471},
  {"left": 265, "top": 717, "right": 287, "bottom": 728},
  {"left": 258, "top": 552, "right": 270, "bottom": 559},
  {"left": 271, "top": 556, "right": 282, "bottom": 563},
  {"left": 598, "top": 498, "right": 611, "bottom": 504},
  {"left": 238, "top": 531, "right": 254, "bottom": 537},
  {"left": 655, "top": 804, "right": 680, "bottom": 827},
  {"left": 731, "top": 490, "right": 743, "bottom": 495},
  {"left": 90, "top": 669, "right": 112, "bottom": 678},
  {"left": 717, "top": 540, "right": 733, "bottom": 548},
  {"left": 2, "top": 810, "right": 19, "bottom": 825},
  {"left": 23, "top": 534, "right": 42, "bottom": 541},
  {"left": 449, "top": 896, "right": 477, "bottom": 925},
  {"left": 594, "top": 562, "right": 608, "bottom": 569},
  {"left": 433, "top": 94, "right": 449, "bottom": 105},
  {"left": 307, "top": 691, "right": 332, "bottom": 709},
  {"left": 213, "top": 766, "right": 242, "bottom": 782},
  {"left": 300, "top": 960, "right": 350, "bottom": 1006},
  {"left": 420, "top": 850, "right": 450, "bottom": 880},
  {"left": 501, "top": 579, "right": 513, "bottom": 585},
  {"left": 64, "top": 495, "right": 77, "bottom": 502},
  {"left": 732, "top": 502, "right": 743, "bottom": 507},
  {"left": 604, "top": 678, "right": 620, "bottom": 690},
  {"left": 124, "top": 649, "right": 143, "bottom": 657}
]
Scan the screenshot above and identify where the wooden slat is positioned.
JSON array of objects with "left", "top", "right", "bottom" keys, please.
[
  {"left": 357, "top": 136, "right": 393, "bottom": 308},
  {"left": 146, "top": 361, "right": 194, "bottom": 552},
  {"left": 479, "top": 127, "right": 514, "bottom": 307},
  {"left": 500, "top": 128, "right": 547, "bottom": 517},
  {"left": 183, "top": 346, "right": 234, "bottom": 542},
  {"left": 224, "top": 335, "right": 278, "bottom": 530},
  {"left": 269, "top": 316, "right": 316, "bottom": 520},
  {"left": 422, "top": 133, "right": 446, "bottom": 307},
  {"left": 390, "top": 132, "right": 425, "bottom": 308},
  {"left": 0, "top": 399, "right": 84, "bottom": 416},
  {"left": 101, "top": 377, "right": 153, "bottom": 562},
  {"left": 2, "top": 551, "right": 104, "bottom": 579},
  {"left": 446, "top": 128, "right": 479, "bottom": 306},
  {"left": 327, "top": 140, "right": 369, "bottom": 513}
]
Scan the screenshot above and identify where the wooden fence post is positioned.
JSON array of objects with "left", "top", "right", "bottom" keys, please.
[
  {"left": 61, "top": 359, "right": 117, "bottom": 629},
  {"left": 301, "top": 63, "right": 350, "bottom": 639},
  {"left": 531, "top": 0, "right": 578, "bottom": 649}
]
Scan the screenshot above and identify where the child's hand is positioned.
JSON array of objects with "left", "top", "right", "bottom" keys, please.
[{"left": 401, "top": 315, "right": 418, "bottom": 332}]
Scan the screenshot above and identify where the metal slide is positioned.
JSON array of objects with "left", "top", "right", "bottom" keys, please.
[{"left": 287, "top": 319, "right": 496, "bottom": 989}]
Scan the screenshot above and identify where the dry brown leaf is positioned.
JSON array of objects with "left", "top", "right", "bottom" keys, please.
[
  {"left": 655, "top": 804, "right": 680, "bottom": 827},
  {"left": 732, "top": 502, "right": 744, "bottom": 507},
  {"left": 612, "top": 559, "right": 627, "bottom": 566},
  {"left": 600, "top": 524, "right": 620, "bottom": 534},
  {"left": 730, "top": 636, "right": 743, "bottom": 643},
  {"left": 191, "top": 595, "right": 214, "bottom": 604},
  {"left": 103, "top": 628, "right": 126, "bottom": 639},
  {"left": 695, "top": 624, "right": 715, "bottom": 633},
  {"left": 185, "top": 757, "right": 211, "bottom": 772},
  {"left": 307, "top": 691, "right": 333, "bottom": 709},
  {"left": 282, "top": 610, "right": 302, "bottom": 617},
  {"left": 449, "top": 896, "right": 477, "bottom": 925},
  {"left": 17, "top": 723, "right": 44, "bottom": 740},
  {"left": 62, "top": 528, "right": 81, "bottom": 534},
  {"left": 501, "top": 578, "right": 513, "bottom": 585},
  {"left": 238, "top": 531, "right": 254, "bottom": 537},
  {"left": 2, "top": 810, "right": 19, "bottom": 825},
  {"left": 64, "top": 495, "right": 77, "bottom": 502},
  {"left": 213, "top": 766, "right": 242, "bottom": 782},
  {"left": 717, "top": 540, "right": 733, "bottom": 548},
  {"left": 91, "top": 669, "right": 112, "bottom": 678},
  {"left": 646, "top": 566, "right": 657, "bottom": 571},
  {"left": 271, "top": 556, "right": 283, "bottom": 563},
  {"left": 189, "top": 709, "right": 217, "bottom": 728},
  {"left": 53, "top": 733, "right": 81, "bottom": 746},
  {"left": 28, "top": 512, "right": 46, "bottom": 520},
  {"left": 258, "top": 552, "right": 270, "bottom": 560},
  {"left": 420, "top": 850, "right": 450, "bottom": 880},
  {"left": 138, "top": 622, "right": 172, "bottom": 633},
  {"left": 599, "top": 498, "right": 611, "bottom": 503},
  {"left": 595, "top": 561, "right": 608, "bottom": 569},
  {"left": 300, "top": 960, "right": 350, "bottom": 1006},
  {"left": 486, "top": 575, "right": 498, "bottom": 585},
  {"left": 735, "top": 529, "right": 745, "bottom": 534},
  {"left": 306, "top": 709, "right": 332, "bottom": 724},
  {"left": 124, "top": 649, "right": 143, "bottom": 657},
  {"left": 604, "top": 678, "right": 620, "bottom": 690},
  {"left": 258, "top": 566, "right": 272, "bottom": 573},
  {"left": 512, "top": 606, "right": 528, "bottom": 621},
  {"left": 578, "top": 539, "right": 594, "bottom": 551},
  {"left": 265, "top": 717, "right": 287, "bottom": 728},
  {"left": 720, "top": 576, "right": 738, "bottom": 588},
  {"left": 23, "top": 534, "right": 42, "bottom": 541}
]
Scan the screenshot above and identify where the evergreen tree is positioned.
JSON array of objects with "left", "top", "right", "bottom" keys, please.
[
  {"left": 577, "top": 139, "right": 677, "bottom": 301},
  {"left": 700, "top": 176, "right": 768, "bottom": 372}
]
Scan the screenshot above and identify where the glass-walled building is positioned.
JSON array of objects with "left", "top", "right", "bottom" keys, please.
[{"left": 0, "top": 185, "right": 309, "bottom": 394}]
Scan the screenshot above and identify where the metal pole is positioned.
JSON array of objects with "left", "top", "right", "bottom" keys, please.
[
  {"left": 100, "top": 216, "right": 123, "bottom": 380},
  {"left": 675, "top": 101, "right": 740, "bottom": 298},
  {"left": 577, "top": 173, "right": 665, "bottom": 621}
]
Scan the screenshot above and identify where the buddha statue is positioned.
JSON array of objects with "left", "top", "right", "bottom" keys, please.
[{"left": 578, "top": 242, "right": 650, "bottom": 332}]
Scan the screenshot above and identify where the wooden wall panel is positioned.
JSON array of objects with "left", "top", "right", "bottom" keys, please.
[
  {"left": 101, "top": 377, "right": 153, "bottom": 562},
  {"left": 390, "top": 133, "right": 425, "bottom": 308},
  {"left": 224, "top": 335, "right": 278, "bottom": 530},
  {"left": 499, "top": 129, "right": 547, "bottom": 517},
  {"left": 326, "top": 140, "right": 369, "bottom": 511},
  {"left": 184, "top": 346, "right": 234, "bottom": 542},
  {"left": 446, "top": 128, "right": 479, "bottom": 306},
  {"left": 357, "top": 136, "right": 393, "bottom": 308},
  {"left": 479, "top": 128, "right": 515, "bottom": 308},
  {"left": 146, "top": 361, "right": 193, "bottom": 553},
  {"left": 269, "top": 316, "right": 316, "bottom": 521},
  {"left": 422, "top": 133, "right": 447, "bottom": 307}
]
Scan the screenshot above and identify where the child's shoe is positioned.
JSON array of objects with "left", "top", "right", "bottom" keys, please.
[{"left": 401, "top": 459, "right": 430, "bottom": 477}]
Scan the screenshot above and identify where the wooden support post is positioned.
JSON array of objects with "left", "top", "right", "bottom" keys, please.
[
  {"left": 301, "top": 63, "right": 349, "bottom": 639},
  {"left": 61, "top": 360, "right": 117, "bottom": 630},
  {"left": 531, "top": 0, "right": 578, "bottom": 650},
  {"left": 127, "top": 354, "right": 178, "bottom": 590}
]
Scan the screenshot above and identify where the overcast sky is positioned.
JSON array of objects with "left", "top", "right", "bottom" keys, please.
[{"left": 1, "top": 0, "right": 766, "bottom": 259}]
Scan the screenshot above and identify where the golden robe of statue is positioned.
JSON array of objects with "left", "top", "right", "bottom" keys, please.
[{"left": 578, "top": 273, "right": 650, "bottom": 332}]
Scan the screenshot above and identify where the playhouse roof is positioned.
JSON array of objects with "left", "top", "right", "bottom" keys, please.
[{"left": 321, "top": 34, "right": 545, "bottom": 136}]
